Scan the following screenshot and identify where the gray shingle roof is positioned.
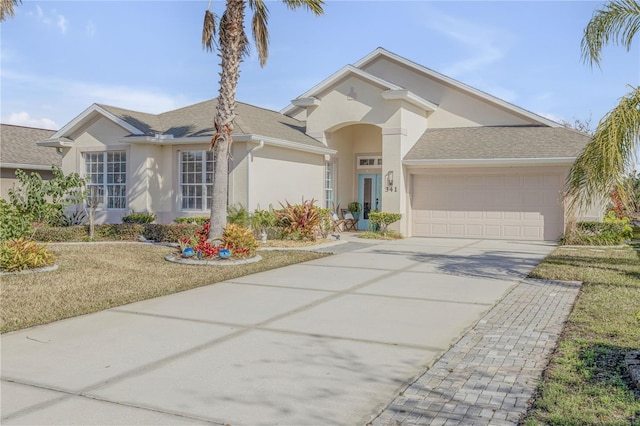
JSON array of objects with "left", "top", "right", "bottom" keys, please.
[
  {"left": 0, "top": 124, "right": 60, "bottom": 167},
  {"left": 98, "top": 99, "right": 323, "bottom": 148},
  {"left": 404, "top": 126, "right": 590, "bottom": 161}
]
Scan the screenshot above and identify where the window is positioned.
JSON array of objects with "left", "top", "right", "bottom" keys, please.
[
  {"left": 180, "top": 150, "right": 214, "bottom": 210},
  {"left": 357, "top": 155, "right": 382, "bottom": 169},
  {"left": 324, "top": 161, "right": 335, "bottom": 209},
  {"left": 84, "top": 151, "right": 126, "bottom": 209}
]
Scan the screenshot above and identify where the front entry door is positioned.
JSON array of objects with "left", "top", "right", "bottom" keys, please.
[{"left": 358, "top": 174, "right": 382, "bottom": 230}]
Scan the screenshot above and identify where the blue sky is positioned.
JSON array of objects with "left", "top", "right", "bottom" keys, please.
[{"left": 1, "top": 1, "right": 638, "bottom": 130}]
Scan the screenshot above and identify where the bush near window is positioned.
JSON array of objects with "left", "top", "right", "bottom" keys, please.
[
  {"left": 32, "top": 224, "right": 199, "bottom": 243},
  {"left": 173, "top": 216, "right": 210, "bottom": 225},
  {"left": 7, "top": 166, "right": 86, "bottom": 227},
  {"left": 227, "top": 204, "right": 251, "bottom": 228},
  {"left": 275, "top": 199, "right": 322, "bottom": 241},
  {"left": 0, "top": 238, "right": 54, "bottom": 272},
  {"left": 0, "top": 200, "right": 33, "bottom": 241},
  {"left": 562, "top": 212, "right": 634, "bottom": 245},
  {"left": 122, "top": 211, "right": 156, "bottom": 224}
]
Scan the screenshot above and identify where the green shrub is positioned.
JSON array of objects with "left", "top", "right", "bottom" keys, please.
[
  {"left": 368, "top": 212, "right": 402, "bottom": 235},
  {"left": 32, "top": 223, "right": 200, "bottom": 243},
  {"left": 227, "top": 204, "right": 251, "bottom": 227},
  {"left": 251, "top": 207, "right": 278, "bottom": 231},
  {"left": 143, "top": 224, "right": 200, "bottom": 243},
  {"left": 223, "top": 223, "right": 258, "bottom": 258},
  {"left": 562, "top": 220, "right": 632, "bottom": 245},
  {"left": 33, "top": 226, "right": 87, "bottom": 242},
  {"left": 8, "top": 166, "right": 86, "bottom": 226},
  {"left": 60, "top": 209, "right": 87, "bottom": 226},
  {"left": 173, "top": 216, "right": 209, "bottom": 225},
  {"left": 95, "top": 224, "right": 145, "bottom": 241},
  {"left": 602, "top": 211, "right": 633, "bottom": 240},
  {"left": 0, "top": 199, "right": 32, "bottom": 240},
  {"left": 275, "top": 199, "right": 321, "bottom": 241},
  {"left": 0, "top": 238, "right": 54, "bottom": 272},
  {"left": 122, "top": 211, "right": 156, "bottom": 224}
]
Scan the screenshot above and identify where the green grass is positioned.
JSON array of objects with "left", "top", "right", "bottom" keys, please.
[
  {"left": 0, "top": 243, "right": 328, "bottom": 334},
  {"left": 524, "top": 246, "right": 640, "bottom": 425}
]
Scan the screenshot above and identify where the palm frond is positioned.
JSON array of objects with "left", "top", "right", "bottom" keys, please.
[
  {"left": 249, "top": 0, "right": 270, "bottom": 67},
  {"left": 283, "top": 0, "right": 325, "bottom": 16},
  {"left": 0, "top": 0, "right": 21, "bottom": 22},
  {"left": 202, "top": 9, "right": 217, "bottom": 52},
  {"left": 566, "top": 86, "right": 640, "bottom": 211},
  {"left": 582, "top": 0, "right": 640, "bottom": 67}
]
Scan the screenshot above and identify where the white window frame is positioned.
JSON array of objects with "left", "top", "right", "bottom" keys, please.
[
  {"left": 179, "top": 150, "right": 215, "bottom": 211},
  {"left": 357, "top": 155, "right": 382, "bottom": 169},
  {"left": 324, "top": 160, "right": 336, "bottom": 209},
  {"left": 84, "top": 151, "right": 127, "bottom": 210}
]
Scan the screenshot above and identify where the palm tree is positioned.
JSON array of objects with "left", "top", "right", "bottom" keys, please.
[
  {"left": 566, "top": 0, "right": 640, "bottom": 213},
  {"left": 1, "top": 0, "right": 21, "bottom": 22},
  {"left": 202, "top": 0, "right": 324, "bottom": 240}
]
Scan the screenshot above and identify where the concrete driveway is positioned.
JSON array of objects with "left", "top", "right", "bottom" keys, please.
[{"left": 1, "top": 237, "right": 555, "bottom": 425}]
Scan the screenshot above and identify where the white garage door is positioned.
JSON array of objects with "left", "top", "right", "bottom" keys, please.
[{"left": 411, "top": 172, "right": 564, "bottom": 240}]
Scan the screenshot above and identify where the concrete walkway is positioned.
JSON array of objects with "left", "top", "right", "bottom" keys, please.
[{"left": 1, "top": 237, "right": 573, "bottom": 425}]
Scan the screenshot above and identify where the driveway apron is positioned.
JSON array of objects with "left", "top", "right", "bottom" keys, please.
[{"left": 1, "top": 238, "right": 556, "bottom": 425}]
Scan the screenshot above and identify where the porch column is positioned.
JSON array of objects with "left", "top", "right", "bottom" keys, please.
[{"left": 381, "top": 127, "right": 408, "bottom": 235}]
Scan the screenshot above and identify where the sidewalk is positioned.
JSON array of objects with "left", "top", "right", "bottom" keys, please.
[{"left": 371, "top": 277, "right": 581, "bottom": 425}]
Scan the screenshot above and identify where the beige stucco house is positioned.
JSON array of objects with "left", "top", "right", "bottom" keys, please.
[
  {"left": 37, "top": 48, "right": 591, "bottom": 241},
  {"left": 1, "top": 124, "right": 60, "bottom": 200}
]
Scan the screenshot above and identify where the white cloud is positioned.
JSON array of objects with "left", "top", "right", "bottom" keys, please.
[
  {"left": 28, "top": 6, "right": 68, "bottom": 34},
  {"left": 3, "top": 112, "right": 59, "bottom": 130},
  {"left": 1, "top": 68, "right": 196, "bottom": 126},
  {"left": 57, "top": 15, "right": 68, "bottom": 34},
  {"left": 421, "top": 9, "right": 511, "bottom": 78},
  {"left": 86, "top": 20, "right": 96, "bottom": 38}
]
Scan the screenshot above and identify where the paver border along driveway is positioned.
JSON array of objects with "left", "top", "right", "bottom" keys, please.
[{"left": 1, "top": 238, "right": 556, "bottom": 425}]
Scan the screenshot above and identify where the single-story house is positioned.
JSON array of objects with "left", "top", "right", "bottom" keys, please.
[
  {"left": 1, "top": 124, "right": 60, "bottom": 200},
  {"left": 37, "top": 48, "right": 593, "bottom": 240}
]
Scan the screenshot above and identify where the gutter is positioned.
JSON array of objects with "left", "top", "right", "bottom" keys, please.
[
  {"left": 119, "top": 133, "right": 336, "bottom": 155},
  {"left": 403, "top": 157, "right": 576, "bottom": 167}
]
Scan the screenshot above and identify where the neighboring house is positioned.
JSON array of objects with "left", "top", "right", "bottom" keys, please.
[
  {"left": 1, "top": 124, "right": 60, "bottom": 200},
  {"left": 36, "top": 48, "right": 592, "bottom": 241}
]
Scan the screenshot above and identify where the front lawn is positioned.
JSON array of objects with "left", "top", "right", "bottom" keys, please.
[
  {"left": 0, "top": 243, "right": 328, "bottom": 334},
  {"left": 524, "top": 246, "right": 640, "bottom": 425}
]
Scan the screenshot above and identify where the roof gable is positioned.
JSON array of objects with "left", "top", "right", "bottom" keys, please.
[
  {"left": 356, "top": 48, "right": 560, "bottom": 128},
  {"left": 51, "top": 104, "right": 145, "bottom": 140}
]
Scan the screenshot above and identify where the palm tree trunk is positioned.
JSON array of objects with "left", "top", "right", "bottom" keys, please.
[{"left": 209, "top": 0, "right": 246, "bottom": 241}]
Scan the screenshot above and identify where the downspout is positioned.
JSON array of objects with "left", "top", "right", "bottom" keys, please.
[{"left": 246, "top": 140, "right": 264, "bottom": 212}]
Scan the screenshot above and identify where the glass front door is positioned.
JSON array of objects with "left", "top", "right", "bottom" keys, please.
[{"left": 358, "top": 174, "right": 382, "bottom": 230}]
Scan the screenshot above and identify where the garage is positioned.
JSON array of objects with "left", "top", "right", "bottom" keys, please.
[{"left": 410, "top": 170, "right": 565, "bottom": 241}]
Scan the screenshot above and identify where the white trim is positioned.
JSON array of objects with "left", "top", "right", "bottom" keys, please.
[
  {"left": 0, "top": 163, "right": 56, "bottom": 171},
  {"left": 382, "top": 128, "right": 408, "bottom": 136},
  {"left": 357, "top": 155, "right": 383, "bottom": 169},
  {"left": 291, "top": 97, "right": 321, "bottom": 108},
  {"left": 51, "top": 104, "right": 144, "bottom": 140},
  {"left": 36, "top": 140, "right": 74, "bottom": 148},
  {"left": 354, "top": 48, "right": 561, "bottom": 128},
  {"left": 382, "top": 89, "right": 438, "bottom": 112},
  {"left": 281, "top": 65, "right": 403, "bottom": 115},
  {"left": 403, "top": 157, "right": 576, "bottom": 167},
  {"left": 119, "top": 133, "right": 335, "bottom": 155}
]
